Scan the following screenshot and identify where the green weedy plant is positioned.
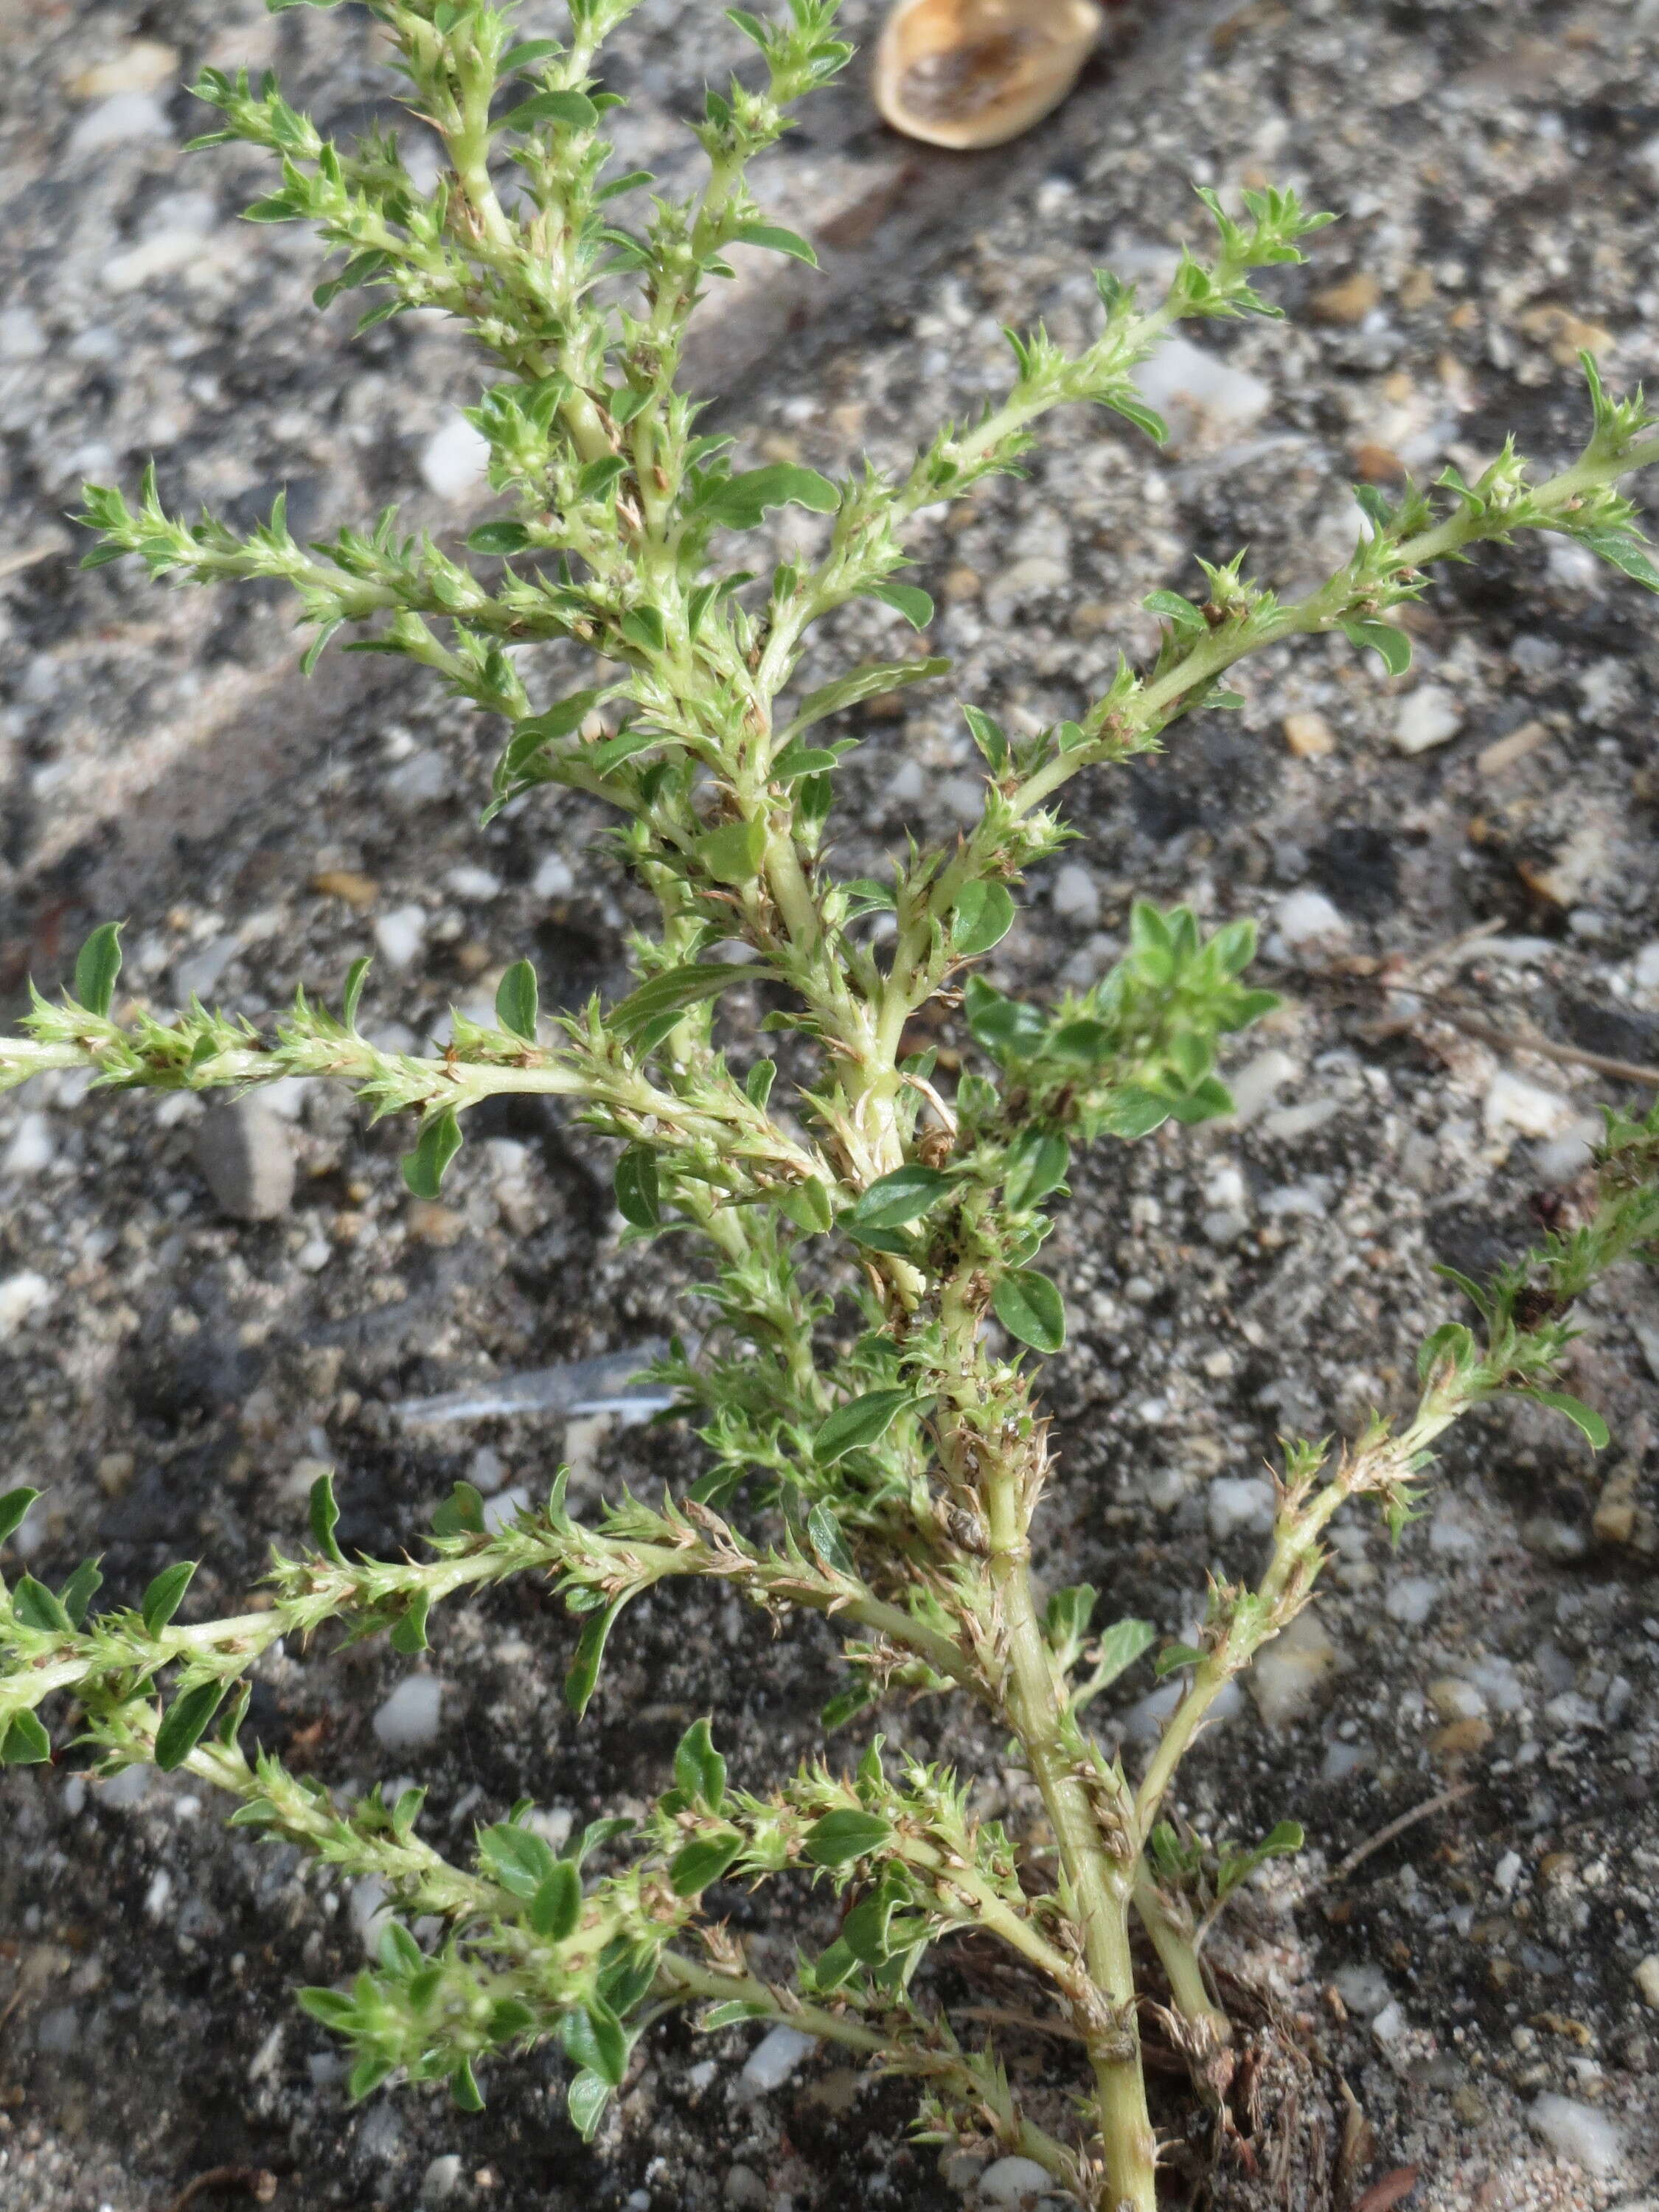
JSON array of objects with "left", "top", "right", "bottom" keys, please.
[{"left": 4, "top": 3, "right": 1659, "bottom": 2202}]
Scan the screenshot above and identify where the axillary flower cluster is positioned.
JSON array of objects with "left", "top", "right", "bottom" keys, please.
[{"left": 3, "top": 4, "right": 1659, "bottom": 2204}]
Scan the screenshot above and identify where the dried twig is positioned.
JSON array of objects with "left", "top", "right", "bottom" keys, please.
[{"left": 1329, "top": 1784, "right": 1473, "bottom": 1884}]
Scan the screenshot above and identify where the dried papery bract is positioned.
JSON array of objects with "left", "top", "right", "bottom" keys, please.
[
  {"left": 2, "top": 4, "right": 1658, "bottom": 2207},
  {"left": 874, "top": 0, "right": 1103, "bottom": 147}
]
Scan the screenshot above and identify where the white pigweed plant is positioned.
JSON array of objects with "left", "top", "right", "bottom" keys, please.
[{"left": 4, "top": 5, "right": 1659, "bottom": 2205}]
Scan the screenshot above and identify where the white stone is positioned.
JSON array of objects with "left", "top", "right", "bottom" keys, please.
[
  {"left": 421, "top": 2154, "right": 464, "bottom": 2205},
  {"left": 145, "top": 1868, "right": 173, "bottom": 1920},
  {"left": 1635, "top": 1956, "right": 1659, "bottom": 2010},
  {"left": 1130, "top": 336, "right": 1271, "bottom": 445},
  {"left": 0, "top": 1270, "right": 52, "bottom": 1338},
  {"left": 0, "top": 307, "right": 46, "bottom": 361},
  {"left": 1050, "top": 863, "right": 1099, "bottom": 925},
  {"left": 68, "top": 91, "right": 170, "bottom": 155},
  {"left": 467, "top": 1446, "right": 508, "bottom": 1496},
  {"left": 533, "top": 852, "right": 575, "bottom": 899},
  {"left": 1632, "top": 942, "right": 1659, "bottom": 992},
  {"left": 1274, "top": 889, "right": 1349, "bottom": 950},
  {"left": 444, "top": 864, "right": 501, "bottom": 901},
  {"left": 372, "top": 1676, "right": 443, "bottom": 1751},
  {"left": 420, "top": 413, "right": 491, "bottom": 498},
  {"left": 975, "top": 2155, "right": 1060, "bottom": 2208},
  {"left": 1333, "top": 1964, "right": 1393, "bottom": 2018},
  {"left": 248, "top": 2024, "right": 285, "bottom": 2083},
  {"left": 1225, "top": 1048, "right": 1298, "bottom": 1124},
  {"left": 350, "top": 1875, "right": 392, "bottom": 1955},
  {"left": 1392, "top": 684, "right": 1462, "bottom": 755},
  {"left": 1494, "top": 1850, "right": 1523, "bottom": 1895},
  {"left": 1528, "top": 2092, "right": 1624, "bottom": 2176},
  {"left": 1259, "top": 1096, "right": 1340, "bottom": 1142},
  {"left": 1370, "top": 2001, "right": 1406, "bottom": 2045},
  {"left": 1383, "top": 1575, "right": 1440, "bottom": 1626},
  {"left": 481, "top": 1483, "right": 531, "bottom": 1534},
  {"left": 3, "top": 1113, "right": 55, "bottom": 1178},
  {"left": 739, "top": 2024, "right": 815, "bottom": 2093},
  {"left": 1429, "top": 1677, "right": 1487, "bottom": 1722},
  {"left": 1427, "top": 1506, "right": 1481, "bottom": 1558},
  {"left": 1208, "top": 1477, "right": 1276, "bottom": 1542},
  {"left": 1259, "top": 1178, "right": 1332, "bottom": 1219},
  {"left": 1484, "top": 1068, "right": 1574, "bottom": 1138},
  {"left": 1249, "top": 1610, "right": 1338, "bottom": 1730},
  {"left": 374, "top": 902, "right": 428, "bottom": 971},
  {"left": 1533, "top": 1115, "right": 1603, "bottom": 1185}
]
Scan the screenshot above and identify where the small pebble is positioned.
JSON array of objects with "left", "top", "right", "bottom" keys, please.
[
  {"left": 2, "top": 1113, "right": 55, "bottom": 1178},
  {"left": 1208, "top": 1476, "right": 1276, "bottom": 1541},
  {"left": 1484, "top": 1069, "right": 1573, "bottom": 1139},
  {"left": 374, "top": 902, "right": 428, "bottom": 970},
  {"left": 1635, "top": 1956, "right": 1659, "bottom": 2010},
  {"left": 0, "top": 1268, "right": 53, "bottom": 1338},
  {"left": 68, "top": 40, "right": 179, "bottom": 97},
  {"left": 421, "top": 413, "right": 491, "bottom": 498},
  {"left": 372, "top": 1675, "right": 444, "bottom": 1751},
  {"left": 1392, "top": 684, "right": 1461, "bottom": 754},
  {"left": 421, "top": 2154, "right": 463, "bottom": 2205},
  {"left": 739, "top": 2025, "right": 815, "bottom": 2094},
  {"left": 194, "top": 1099, "right": 296, "bottom": 1221},
  {"left": 1384, "top": 1575, "right": 1440, "bottom": 1626},
  {"left": 1283, "top": 709, "right": 1335, "bottom": 757},
  {"left": 1311, "top": 271, "right": 1381, "bottom": 324},
  {"left": 1130, "top": 336, "right": 1270, "bottom": 444},
  {"left": 1248, "top": 1609, "right": 1338, "bottom": 1729},
  {"left": 724, "top": 2168, "right": 769, "bottom": 2210},
  {"left": 67, "top": 91, "right": 170, "bottom": 156},
  {"left": 1528, "top": 2091, "right": 1624, "bottom": 2176},
  {"left": 1274, "top": 888, "right": 1349, "bottom": 951},
  {"left": 975, "top": 2155, "right": 1062, "bottom": 2208},
  {"left": 1049, "top": 862, "right": 1099, "bottom": 925}
]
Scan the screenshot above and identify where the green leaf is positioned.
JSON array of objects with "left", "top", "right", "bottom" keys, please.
[
  {"left": 479, "top": 1820, "right": 557, "bottom": 1899},
  {"left": 962, "top": 975, "right": 1048, "bottom": 1061},
  {"left": 500, "top": 38, "right": 561, "bottom": 69},
  {"left": 992, "top": 1268, "right": 1066, "bottom": 1354},
  {"left": 73, "top": 921, "right": 124, "bottom": 1018},
  {"left": 768, "top": 743, "right": 839, "bottom": 781},
  {"left": 777, "top": 1177, "right": 834, "bottom": 1235},
  {"left": 1144, "top": 588, "right": 1208, "bottom": 632},
  {"left": 1578, "top": 528, "right": 1659, "bottom": 594},
  {"left": 1340, "top": 619, "right": 1412, "bottom": 676},
  {"left": 141, "top": 1560, "right": 196, "bottom": 1636},
  {"left": 1, "top": 1711, "right": 52, "bottom": 1765},
  {"left": 804, "top": 1808, "right": 892, "bottom": 1868},
  {"left": 611, "top": 962, "right": 754, "bottom": 1044},
  {"left": 1101, "top": 1088, "right": 1175, "bottom": 1139},
  {"left": 865, "top": 580, "right": 933, "bottom": 630},
  {"left": 449, "top": 2058, "right": 485, "bottom": 2112},
  {"left": 619, "top": 605, "right": 667, "bottom": 654},
  {"left": 11, "top": 1576, "right": 72, "bottom": 1635},
  {"left": 432, "top": 1480, "right": 486, "bottom": 1537},
  {"left": 495, "top": 959, "right": 540, "bottom": 1041},
  {"left": 814, "top": 1388, "right": 911, "bottom": 1464},
  {"left": 389, "top": 1587, "right": 431, "bottom": 1656},
  {"left": 467, "top": 521, "right": 532, "bottom": 555},
  {"left": 0, "top": 1486, "right": 39, "bottom": 1547},
  {"left": 698, "top": 1997, "right": 773, "bottom": 2029},
  {"left": 961, "top": 703, "right": 1009, "bottom": 772},
  {"left": 562, "top": 2000, "right": 628, "bottom": 2087},
  {"left": 698, "top": 465, "right": 839, "bottom": 529},
  {"left": 529, "top": 1858, "right": 583, "bottom": 1941},
  {"left": 669, "top": 1829, "right": 744, "bottom": 1896},
  {"left": 673, "top": 1717, "right": 728, "bottom": 1811},
  {"left": 744, "top": 1059, "right": 776, "bottom": 1108},
  {"left": 614, "top": 1144, "right": 661, "bottom": 1228},
  {"left": 566, "top": 2070, "right": 611, "bottom": 2140},
  {"left": 308, "top": 1470, "right": 344, "bottom": 1563},
  {"left": 951, "top": 880, "right": 1015, "bottom": 957},
  {"left": 1003, "top": 1130, "right": 1068, "bottom": 1213},
  {"left": 154, "top": 1679, "right": 227, "bottom": 1770},
  {"left": 566, "top": 1595, "right": 627, "bottom": 1718},
  {"left": 1529, "top": 1390, "right": 1609, "bottom": 1450},
  {"left": 341, "top": 956, "right": 372, "bottom": 1032},
  {"left": 806, "top": 1501, "right": 855, "bottom": 1574},
  {"left": 1091, "top": 1617, "right": 1158, "bottom": 1690},
  {"left": 695, "top": 817, "right": 767, "bottom": 886},
  {"left": 1154, "top": 1642, "right": 1206, "bottom": 1678},
  {"left": 847, "top": 1164, "right": 953, "bottom": 1233},
  {"left": 779, "top": 657, "right": 949, "bottom": 743},
  {"left": 503, "top": 87, "right": 598, "bottom": 133},
  {"left": 729, "top": 221, "right": 818, "bottom": 267},
  {"left": 402, "top": 1107, "right": 464, "bottom": 1199}
]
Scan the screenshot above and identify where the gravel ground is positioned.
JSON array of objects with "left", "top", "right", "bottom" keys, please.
[{"left": 4, "top": 1, "right": 1659, "bottom": 2208}]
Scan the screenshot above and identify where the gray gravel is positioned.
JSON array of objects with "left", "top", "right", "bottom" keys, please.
[{"left": 3, "top": 2, "right": 1659, "bottom": 2209}]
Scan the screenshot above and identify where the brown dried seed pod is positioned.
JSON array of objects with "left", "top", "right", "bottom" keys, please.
[{"left": 873, "top": 0, "right": 1104, "bottom": 150}]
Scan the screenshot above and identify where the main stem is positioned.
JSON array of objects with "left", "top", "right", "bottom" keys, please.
[{"left": 982, "top": 1464, "right": 1158, "bottom": 2211}]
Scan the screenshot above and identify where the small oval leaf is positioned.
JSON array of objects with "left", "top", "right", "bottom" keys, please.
[{"left": 992, "top": 1267, "right": 1066, "bottom": 1354}]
